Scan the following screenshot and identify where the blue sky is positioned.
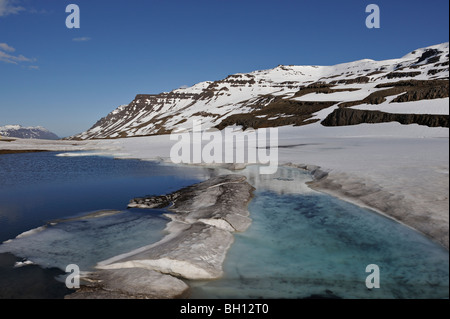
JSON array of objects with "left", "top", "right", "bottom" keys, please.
[{"left": 0, "top": 0, "right": 448, "bottom": 137}]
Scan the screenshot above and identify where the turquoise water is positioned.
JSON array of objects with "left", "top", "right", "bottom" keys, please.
[
  {"left": 0, "top": 209, "right": 170, "bottom": 271},
  {"left": 190, "top": 167, "right": 449, "bottom": 299}
]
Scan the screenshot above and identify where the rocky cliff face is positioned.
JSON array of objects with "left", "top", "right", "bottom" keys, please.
[
  {"left": 69, "top": 43, "right": 449, "bottom": 140},
  {"left": 321, "top": 108, "right": 449, "bottom": 128}
]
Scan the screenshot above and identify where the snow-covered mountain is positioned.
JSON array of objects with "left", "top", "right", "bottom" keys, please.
[
  {"left": 70, "top": 43, "right": 449, "bottom": 140},
  {"left": 0, "top": 125, "right": 59, "bottom": 140}
]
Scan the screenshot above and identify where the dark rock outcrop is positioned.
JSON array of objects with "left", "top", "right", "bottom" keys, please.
[
  {"left": 216, "top": 98, "right": 336, "bottom": 130},
  {"left": 330, "top": 76, "right": 370, "bottom": 85},
  {"left": 339, "top": 80, "right": 449, "bottom": 108},
  {"left": 321, "top": 108, "right": 449, "bottom": 128},
  {"left": 416, "top": 49, "right": 442, "bottom": 64},
  {"left": 385, "top": 72, "right": 421, "bottom": 79}
]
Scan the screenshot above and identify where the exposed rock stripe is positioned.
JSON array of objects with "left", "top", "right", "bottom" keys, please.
[{"left": 321, "top": 108, "right": 449, "bottom": 128}]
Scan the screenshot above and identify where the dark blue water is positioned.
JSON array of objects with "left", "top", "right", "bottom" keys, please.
[
  {"left": 0, "top": 151, "right": 213, "bottom": 298},
  {"left": 0, "top": 151, "right": 212, "bottom": 243}
]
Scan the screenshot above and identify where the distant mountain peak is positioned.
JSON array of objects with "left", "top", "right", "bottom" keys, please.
[{"left": 0, "top": 125, "right": 59, "bottom": 140}]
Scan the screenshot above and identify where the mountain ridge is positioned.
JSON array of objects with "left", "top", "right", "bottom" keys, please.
[{"left": 68, "top": 42, "right": 449, "bottom": 140}]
